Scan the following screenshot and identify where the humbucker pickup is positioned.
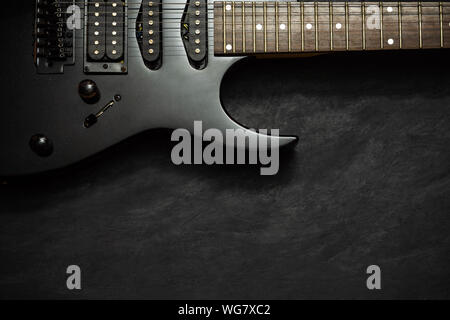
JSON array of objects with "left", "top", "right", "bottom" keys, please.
[
  {"left": 136, "top": 0, "right": 163, "bottom": 70},
  {"left": 84, "top": 0, "right": 128, "bottom": 74},
  {"left": 181, "top": 0, "right": 208, "bottom": 69},
  {"left": 34, "top": 0, "right": 75, "bottom": 74}
]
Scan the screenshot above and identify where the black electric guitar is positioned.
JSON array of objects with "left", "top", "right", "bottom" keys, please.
[{"left": 1, "top": 0, "right": 448, "bottom": 175}]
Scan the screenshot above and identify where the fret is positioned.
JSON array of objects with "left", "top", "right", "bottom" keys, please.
[
  {"left": 290, "top": 2, "right": 302, "bottom": 52},
  {"left": 233, "top": 1, "right": 243, "bottom": 53},
  {"left": 254, "top": 2, "right": 264, "bottom": 53},
  {"left": 365, "top": 2, "right": 382, "bottom": 50},
  {"left": 242, "top": 1, "right": 245, "bottom": 53},
  {"left": 263, "top": 2, "right": 267, "bottom": 53},
  {"left": 345, "top": 1, "right": 349, "bottom": 50},
  {"left": 244, "top": 2, "right": 253, "bottom": 53},
  {"left": 348, "top": 3, "right": 363, "bottom": 50},
  {"left": 223, "top": 2, "right": 226, "bottom": 53},
  {"left": 214, "top": 2, "right": 224, "bottom": 54},
  {"left": 419, "top": 2, "right": 423, "bottom": 48},
  {"left": 318, "top": 2, "right": 331, "bottom": 51},
  {"left": 422, "top": 2, "right": 441, "bottom": 48},
  {"left": 401, "top": 2, "right": 420, "bottom": 49},
  {"left": 362, "top": 2, "right": 366, "bottom": 50},
  {"left": 277, "top": 1, "right": 289, "bottom": 53},
  {"left": 275, "top": 2, "right": 279, "bottom": 52},
  {"left": 232, "top": 2, "right": 236, "bottom": 53},
  {"left": 303, "top": 2, "right": 316, "bottom": 51},
  {"left": 288, "top": 2, "right": 292, "bottom": 52},
  {"left": 224, "top": 1, "right": 233, "bottom": 53},
  {"left": 444, "top": 2, "right": 450, "bottom": 47},
  {"left": 440, "top": 2, "right": 443, "bottom": 48},
  {"left": 399, "top": 2, "right": 402, "bottom": 48},
  {"left": 315, "top": 2, "right": 319, "bottom": 51},
  {"left": 252, "top": 2, "right": 256, "bottom": 52},
  {"left": 330, "top": 2, "right": 333, "bottom": 51},
  {"left": 332, "top": 2, "right": 347, "bottom": 51},
  {"left": 301, "top": 1, "right": 305, "bottom": 51},
  {"left": 265, "top": 2, "right": 276, "bottom": 53},
  {"left": 380, "top": 2, "right": 384, "bottom": 49},
  {"left": 223, "top": 1, "right": 226, "bottom": 53},
  {"left": 382, "top": 2, "right": 400, "bottom": 50}
]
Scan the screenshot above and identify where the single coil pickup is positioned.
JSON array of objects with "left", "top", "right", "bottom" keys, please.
[
  {"left": 87, "top": 0, "right": 106, "bottom": 61},
  {"left": 105, "top": 1, "right": 125, "bottom": 60},
  {"left": 138, "top": 0, "right": 162, "bottom": 70},
  {"left": 181, "top": 0, "right": 208, "bottom": 69}
]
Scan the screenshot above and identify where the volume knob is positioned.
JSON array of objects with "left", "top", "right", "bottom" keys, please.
[{"left": 78, "top": 79, "right": 100, "bottom": 104}]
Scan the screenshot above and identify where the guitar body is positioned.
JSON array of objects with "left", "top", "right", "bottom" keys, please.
[
  {"left": 2, "top": 0, "right": 448, "bottom": 175},
  {"left": 0, "top": 0, "right": 296, "bottom": 176}
]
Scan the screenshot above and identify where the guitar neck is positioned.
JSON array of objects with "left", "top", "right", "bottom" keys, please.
[{"left": 213, "top": 1, "right": 450, "bottom": 55}]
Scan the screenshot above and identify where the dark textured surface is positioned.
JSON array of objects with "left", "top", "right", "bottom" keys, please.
[{"left": 1, "top": 51, "right": 450, "bottom": 299}]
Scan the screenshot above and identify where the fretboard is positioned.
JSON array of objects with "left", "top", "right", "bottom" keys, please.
[{"left": 213, "top": 1, "right": 450, "bottom": 54}]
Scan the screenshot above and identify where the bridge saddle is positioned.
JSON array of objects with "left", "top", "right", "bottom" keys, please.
[{"left": 34, "top": 0, "right": 75, "bottom": 74}]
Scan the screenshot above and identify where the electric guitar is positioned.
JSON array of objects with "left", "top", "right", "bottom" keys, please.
[{"left": 1, "top": 0, "right": 448, "bottom": 175}]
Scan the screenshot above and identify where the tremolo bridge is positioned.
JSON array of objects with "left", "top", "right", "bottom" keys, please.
[
  {"left": 34, "top": 0, "right": 75, "bottom": 74},
  {"left": 84, "top": 0, "right": 128, "bottom": 73}
]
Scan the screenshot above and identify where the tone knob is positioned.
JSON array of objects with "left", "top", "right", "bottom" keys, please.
[
  {"left": 78, "top": 79, "right": 100, "bottom": 104},
  {"left": 29, "top": 134, "right": 53, "bottom": 157}
]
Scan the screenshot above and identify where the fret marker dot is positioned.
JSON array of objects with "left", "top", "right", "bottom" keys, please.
[
  {"left": 387, "top": 6, "right": 393, "bottom": 13},
  {"left": 306, "top": 23, "right": 312, "bottom": 30},
  {"left": 279, "top": 23, "right": 286, "bottom": 30},
  {"left": 225, "top": 4, "right": 231, "bottom": 11},
  {"left": 387, "top": 38, "right": 394, "bottom": 45},
  {"left": 226, "top": 44, "right": 232, "bottom": 51},
  {"left": 335, "top": 23, "right": 342, "bottom": 30},
  {"left": 256, "top": 24, "right": 262, "bottom": 31}
]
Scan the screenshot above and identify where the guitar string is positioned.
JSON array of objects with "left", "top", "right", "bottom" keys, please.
[
  {"left": 47, "top": 2, "right": 450, "bottom": 7},
  {"left": 51, "top": 20, "right": 450, "bottom": 41},
  {"left": 41, "top": 4, "right": 450, "bottom": 13},
  {"left": 38, "top": 4, "right": 450, "bottom": 55}
]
